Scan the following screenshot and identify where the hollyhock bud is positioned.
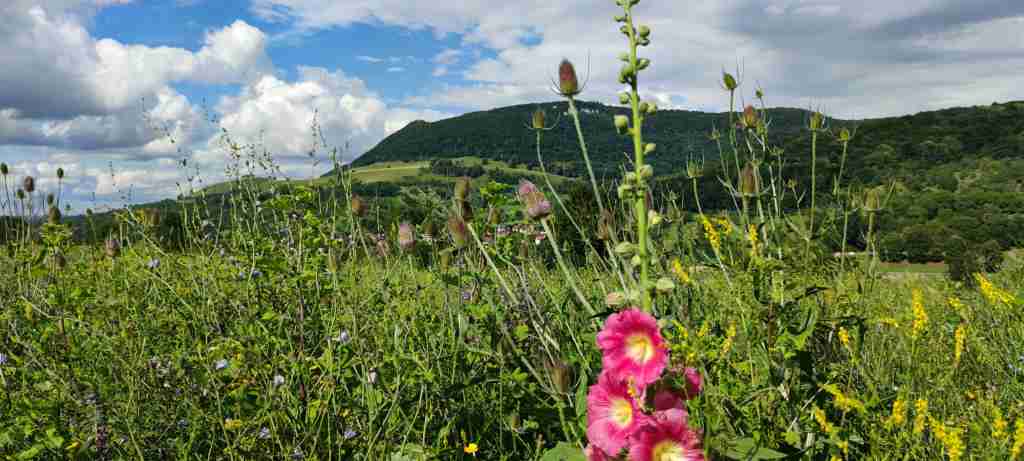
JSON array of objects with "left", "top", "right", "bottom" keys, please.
[
  {"left": 398, "top": 222, "right": 415, "bottom": 251},
  {"left": 558, "top": 59, "right": 580, "bottom": 97},
  {"left": 614, "top": 115, "right": 630, "bottom": 135}
]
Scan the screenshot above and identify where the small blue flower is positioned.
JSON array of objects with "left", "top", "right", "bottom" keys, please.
[
  {"left": 147, "top": 259, "right": 160, "bottom": 270},
  {"left": 0, "top": 353, "right": 7, "bottom": 366},
  {"left": 273, "top": 375, "right": 285, "bottom": 387},
  {"left": 343, "top": 429, "right": 357, "bottom": 440},
  {"left": 215, "top": 359, "right": 229, "bottom": 371},
  {"left": 332, "top": 331, "right": 350, "bottom": 344},
  {"left": 258, "top": 427, "right": 271, "bottom": 439}
]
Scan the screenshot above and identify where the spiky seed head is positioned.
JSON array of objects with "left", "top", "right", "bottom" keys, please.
[
  {"left": 454, "top": 176, "right": 471, "bottom": 202},
  {"left": 839, "top": 127, "right": 852, "bottom": 143},
  {"left": 686, "top": 159, "right": 704, "bottom": 179},
  {"left": 531, "top": 109, "right": 546, "bottom": 130},
  {"left": 517, "top": 180, "right": 551, "bottom": 220},
  {"left": 557, "top": 59, "right": 580, "bottom": 97},
  {"left": 22, "top": 176, "right": 35, "bottom": 193},
  {"left": 741, "top": 105, "right": 759, "bottom": 129},
  {"left": 86, "top": 208, "right": 93, "bottom": 216},
  {"left": 398, "top": 222, "right": 415, "bottom": 251},
  {"left": 739, "top": 162, "right": 761, "bottom": 197},
  {"left": 0, "top": 163, "right": 7, "bottom": 176},
  {"left": 756, "top": 87, "right": 765, "bottom": 99},
  {"left": 708, "top": 127, "right": 721, "bottom": 141},
  {"left": 597, "top": 209, "right": 615, "bottom": 241},
  {"left": 15, "top": 189, "right": 24, "bottom": 200},
  {"left": 447, "top": 215, "right": 468, "bottom": 248},
  {"left": 614, "top": 115, "right": 630, "bottom": 135},
  {"left": 864, "top": 188, "right": 882, "bottom": 212},
  {"left": 105, "top": 237, "right": 121, "bottom": 258},
  {"left": 722, "top": 72, "right": 739, "bottom": 91},
  {"left": 48, "top": 206, "right": 61, "bottom": 224},
  {"left": 56, "top": 168, "right": 64, "bottom": 180},
  {"left": 350, "top": 195, "right": 366, "bottom": 217},
  {"left": 809, "top": 111, "right": 825, "bottom": 131},
  {"left": 46, "top": 193, "right": 55, "bottom": 206}
]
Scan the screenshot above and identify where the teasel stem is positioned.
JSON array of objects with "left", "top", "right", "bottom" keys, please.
[
  {"left": 691, "top": 178, "right": 704, "bottom": 216},
  {"left": 566, "top": 97, "right": 609, "bottom": 220},
  {"left": 808, "top": 127, "right": 818, "bottom": 254},
  {"left": 540, "top": 217, "right": 596, "bottom": 315},
  {"left": 622, "top": 5, "right": 653, "bottom": 312}
]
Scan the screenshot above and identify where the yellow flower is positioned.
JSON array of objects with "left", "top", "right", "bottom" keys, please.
[
  {"left": 823, "top": 384, "right": 866, "bottom": 414},
  {"left": 993, "top": 407, "right": 1008, "bottom": 439},
  {"left": 911, "top": 289, "right": 928, "bottom": 339},
  {"left": 913, "top": 399, "right": 929, "bottom": 435},
  {"left": 948, "top": 296, "right": 966, "bottom": 314},
  {"left": 464, "top": 443, "right": 479, "bottom": 455},
  {"left": 931, "top": 418, "right": 964, "bottom": 461},
  {"left": 672, "top": 258, "right": 691, "bottom": 285},
  {"left": 814, "top": 406, "right": 835, "bottom": 434},
  {"left": 224, "top": 419, "right": 243, "bottom": 431},
  {"left": 1012, "top": 419, "right": 1024, "bottom": 460},
  {"left": 953, "top": 324, "right": 966, "bottom": 367},
  {"left": 976, "top": 273, "right": 1016, "bottom": 306},
  {"left": 878, "top": 317, "right": 900, "bottom": 328},
  {"left": 829, "top": 456, "right": 841, "bottom": 461},
  {"left": 838, "top": 327, "right": 851, "bottom": 350},
  {"left": 888, "top": 399, "right": 907, "bottom": 428},
  {"left": 721, "top": 322, "right": 737, "bottom": 356},
  {"left": 747, "top": 224, "right": 759, "bottom": 256},
  {"left": 702, "top": 216, "right": 721, "bottom": 253},
  {"left": 715, "top": 216, "right": 733, "bottom": 236}
]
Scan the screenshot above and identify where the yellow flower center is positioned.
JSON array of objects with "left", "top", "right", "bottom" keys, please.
[
  {"left": 652, "top": 440, "right": 687, "bottom": 461},
  {"left": 625, "top": 333, "right": 655, "bottom": 363},
  {"left": 611, "top": 398, "right": 634, "bottom": 427}
]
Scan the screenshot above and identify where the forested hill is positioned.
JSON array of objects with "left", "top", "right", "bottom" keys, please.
[{"left": 338, "top": 101, "right": 824, "bottom": 178}]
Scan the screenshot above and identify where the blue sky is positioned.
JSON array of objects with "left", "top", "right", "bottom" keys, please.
[{"left": 1, "top": 0, "right": 1022, "bottom": 212}]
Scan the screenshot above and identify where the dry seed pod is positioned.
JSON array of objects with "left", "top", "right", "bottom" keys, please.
[
  {"left": 22, "top": 176, "right": 35, "bottom": 193},
  {"left": 350, "top": 195, "right": 366, "bottom": 217}
]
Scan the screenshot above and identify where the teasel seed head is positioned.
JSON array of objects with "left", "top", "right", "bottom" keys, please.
[
  {"left": 105, "top": 237, "right": 121, "bottom": 258},
  {"left": 22, "top": 176, "right": 35, "bottom": 193},
  {"left": 454, "top": 176, "right": 471, "bottom": 203},
  {"left": 738, "top": 162, "right": 761, "bottom": 197},
  {"left": 46, "top": 193, "right": 55, "bottom": 206},
  {"left": 531, "top": 109, "right": 546, "bottom": 130},
  {"left": 517, "top": 180, "right": 551, "bottom": 220},
  {"left": 0, "top": 163, "right": 7, "bottom": 176},
  {"left": 545, "top": 358, "right": 572, "bottom": 395},
  {"left": 48, "top": 206, "right": 61, "bottom": 224},
  {"left": 722, "top": 72, "right": 739, "bottom": 91},
  {"left": 56, "top": 168, "right": 64, "bottom": 180},
  {"left": 447, "top": 214, "right": 469, "bottom": 248},
  {"left": 350, "top": 195, "right": 366, "bottom": 217},
  {"left": 16, "top": 189, "right": 25, "bottom": 200},
  {"left": 809, "top": 111, "right": 825, "bottom": 131},
  {"left": 741, "top": 105, "right": 759, "bottom": 130},
  {"left": 397, "top": 222, "right": 415, "bottom": 251},
  {"left": 838, "top": 127, "right": 852, "bottom": 143},
  {"left": 557, "top": 59, "right": 580, "bottom": 97}
]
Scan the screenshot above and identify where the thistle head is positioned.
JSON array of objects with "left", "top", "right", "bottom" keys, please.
[
  {"left": 809, "top": 111, "right": 826, "bottom": 131},
  {"left": 531, "top": 109, "right": 546, "bottom": 130},
  {"left": 557, "top": 59, "right": 581, "bottom": 97},
  {"left": 22, "top": 176, "right": 35, "bottom": 193}
]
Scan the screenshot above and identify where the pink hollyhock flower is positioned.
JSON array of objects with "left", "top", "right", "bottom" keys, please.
[
  {"left": 585, "top": 445, "right": 611, "bottom": 461},
  {"left": 629, "top": 409, "right": 705, "bottom": 461},
  {"left": 597, "top": 308, "right": 669, "bottom": 388},
  {"left": 682, "top": 368, "right": 703, "bottom": 400},
  {"left": 587, "top": 372, "right": 648, "bottom": 456},
  {"left": 652, "top": 389, "right": 686, "bottom": 413}
]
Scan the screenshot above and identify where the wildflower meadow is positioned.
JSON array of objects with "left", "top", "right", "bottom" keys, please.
[{"left": 1, "top": 1, "right": 1023, "bottom": 460}]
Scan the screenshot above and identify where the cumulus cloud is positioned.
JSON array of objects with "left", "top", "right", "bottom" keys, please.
[{"left": 254, "top": 0, "right": 1024, "bottom": 118}]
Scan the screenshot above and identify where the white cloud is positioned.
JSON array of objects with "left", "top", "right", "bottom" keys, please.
[
  {"left": 356, "top": 55, "right": 384, "bottom": 63},
  {"left": 386, "top": 66, "right": 405, "bottom": 72}
]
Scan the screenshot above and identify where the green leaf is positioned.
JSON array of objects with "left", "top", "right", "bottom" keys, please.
[
  {"left": 722, "top": 437, "right": 788, "bottom": 460},
  {"left": 540, "top": 442, "right": 585, "bottom": 461}
]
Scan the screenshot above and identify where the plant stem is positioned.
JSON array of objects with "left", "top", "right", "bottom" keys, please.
[{"left": 540, "top": 218, "right": 595, "bottom": 315}]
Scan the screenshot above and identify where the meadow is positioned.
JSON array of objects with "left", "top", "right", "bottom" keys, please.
[{"left": 2, "top": 1, "right": 1024, "bottom": 460}]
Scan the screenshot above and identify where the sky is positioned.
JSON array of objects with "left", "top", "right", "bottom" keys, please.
[{"left": 1, "top": 0, "right": 1022, "bottom": 212}]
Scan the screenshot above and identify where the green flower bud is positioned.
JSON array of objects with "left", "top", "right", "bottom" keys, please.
[
  {"left": 617, "top": 183, "right": 633, "bottom": 199},
  {"left": 639, "top": 25, "right": 651, "bottom": 38},
  {"left": 648, "top": 209, "right": 662, "bottom": 227},
  {"left": 809, "top": 111, "right": 825, "bottom": 131},
  {"left": 636, "top": 58, "right": 650, "bottom": 71},
  {"left": 639, "top": 102, "right": 650, "bottom": 114},
  {"left": 646, "top": 103, "right": 658, "bottom": 115},
  {"left": 755, "top": 87, "right": 765, "bottom": 99},
  {"left": 619, "top": 92, "right": 631, "bottom": 105},
  {"left": 614, "top": 242, "right": 636, "bottom": 256},
  {"left": 614, "top": 115, "right": 630, "bottom": 134},
  {"left": 644, "top": 143, "right": 656, "bottom": 155},
  {"left": 640, "top": 164, "right": 654, "bottom": 178},
  {"left": 839, "top": 127, "right": 852, "bottom": 143}
]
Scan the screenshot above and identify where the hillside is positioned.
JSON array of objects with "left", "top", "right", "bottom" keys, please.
[{"left": 331, "top": 101, "right": 826, "bottom": 178}]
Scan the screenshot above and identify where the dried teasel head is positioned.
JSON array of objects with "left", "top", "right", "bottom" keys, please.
[
  {"left": 22, "top": 176, "right": 35, "bottom": 193},
  {"left": 105, "top": 237, "right": 121, "bottom": 258},
  {"left": 738, "top": 162, "right": 761, "bottom": 197},
  {"left": 531, "top": 108, "right": 546, "bottom": 130},
  {"left": 453, "top": 176, "right": 471, "bottom": 203},
  {"left": 447, "top": 214, "right": 469, "bottom": 248},
  {"left": 56, "top": 168, "right": 64, "bottom": 180},
  {"left": 350, "top": 195, "right": 366, "bottom": 217},
  {"left": 0, "top": 163, "right": 7, "bottom": 176},
  {"left": 397, "top": 222, "right": 415, "bottom": 251}
]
